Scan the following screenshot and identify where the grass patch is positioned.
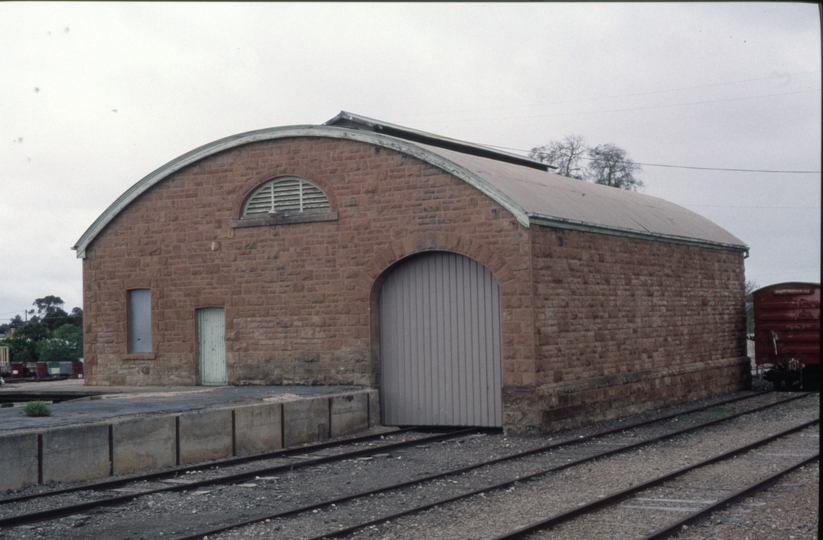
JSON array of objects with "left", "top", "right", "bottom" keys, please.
[{"left": 22, "top": 400, "right": 52, "bottom": 417}]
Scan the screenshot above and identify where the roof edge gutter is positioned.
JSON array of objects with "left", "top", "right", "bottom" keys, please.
[{"left": 528, "top": 214, "right": 750, "bottom": 254}]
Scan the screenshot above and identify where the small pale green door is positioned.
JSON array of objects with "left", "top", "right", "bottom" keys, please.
[{"left": 197, "top": 308, "right": 227, "bottom": 386}]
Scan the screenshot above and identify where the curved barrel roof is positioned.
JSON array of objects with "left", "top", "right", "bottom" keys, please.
[{"left": 73, "top": 114, "right": 747, "bottom": 258}]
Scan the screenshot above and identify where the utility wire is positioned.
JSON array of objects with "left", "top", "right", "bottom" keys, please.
[
  {"left": 475, "top": 88, "right": 822, "bottom": 122},
  {"left": 0, "top": 311, "right": 81, "bottom": 323},
  {"left": 484, "top": 143, "right": 821, "bottom": 174},
  {"left": 635, "top": 162, "right": 820, "bottom": 174},
  {"left": 683, "top": 204, "right": 820, "bottom": 210},
  {"left": 400, "top": 70, "right": 822, "bottom": 118}
]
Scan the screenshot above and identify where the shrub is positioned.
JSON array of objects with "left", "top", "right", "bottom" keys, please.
[
  {"left": 36, "top": 338, "right": 80, "bottom": 363},
  {"left": 23, "top": 400, "right": 51, "bottom": 417},
  {"left": 0, "top": 336, "right": 38, "bottom": 362}
]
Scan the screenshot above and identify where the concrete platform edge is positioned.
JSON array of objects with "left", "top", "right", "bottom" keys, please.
[{"left": 0, "top": 388, "right": 378, "bottom": 492}]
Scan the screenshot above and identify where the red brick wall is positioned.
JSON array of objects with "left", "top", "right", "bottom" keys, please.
[
  {"left": 82, "top": 137, "right": 535, "bottom": 389},
  {"left": 529, "top": 226, "right": 749, "bottom": 431}
]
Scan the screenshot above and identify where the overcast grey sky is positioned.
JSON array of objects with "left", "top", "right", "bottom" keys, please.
[{"left": 1, "top": 2, "right": 820, "bottom": 322}]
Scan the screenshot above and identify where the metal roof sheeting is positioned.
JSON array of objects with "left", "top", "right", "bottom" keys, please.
[{"left": 418, "top": 143, "right": 747, "bottom": 250}]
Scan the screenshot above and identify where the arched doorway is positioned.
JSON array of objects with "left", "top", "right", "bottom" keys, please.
[{"left": 379, "top": 251, "right": 502, "bottom": 427}]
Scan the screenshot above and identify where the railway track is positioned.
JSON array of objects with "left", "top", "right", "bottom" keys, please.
[
  {"left": 0, "top": 427, "right": 421, "bottom": 506},
  {"left": 0, "top": 427, "right": 478, "bottom": 527},
  {"left": 0, "top": 391, "right": 815, "bottom": 540},
  {"left": 297, "top": 393, "right": 817, "bottom": 540},
  {"left": 492, "top": 420, "right": 818, "bottom": 539}
]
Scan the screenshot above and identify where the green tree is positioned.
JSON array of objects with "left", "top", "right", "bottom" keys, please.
[
  {"left": 34, "top": 296, "right": 69, "bottom": 332},
  {"left": 4, "top": 322, "right": 50, "bottom": 362},
  {"left": 33, "top": 295, "right": 65, "bottom": 318},
  {"left": 15, "top": 322, "right": 50, "bottom": 342},
  {"left": 69, "top": 307, "right": 83, "bottom": 328},
  {"left": 0, "top": 336, "right": 38, "bottom": 362},
  {"left": 36, "top": 337, "right": 81, "bottom": 362},
  {"left": 1, "top": 314, "right": 30, "bottom": 334},
  {"left": 54, "top": 323, "right": 83, "bottom": 351}
]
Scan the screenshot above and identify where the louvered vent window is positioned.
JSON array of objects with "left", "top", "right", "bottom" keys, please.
[{"left": 243, "top": 177, "right": 330, "bottom": 217}]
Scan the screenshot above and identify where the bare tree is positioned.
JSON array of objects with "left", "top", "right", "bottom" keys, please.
[
  {"left": 531, "top": 136, "right": 645, "bottom": 191},
  {"left": 586, "top": 144, "right": 644, "bottom": 191},
  {"left": 529, "top": 134, "right": 587, "bottom": 179}
]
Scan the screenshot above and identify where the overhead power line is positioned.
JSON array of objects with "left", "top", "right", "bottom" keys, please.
[
  {"left": 488, "top": 88, "right": 821, "bottom": 121},
  {"left": 684, "top": 204, "right": 820, "bottom": 210},
  {"left": 484, "top": 143, "right": 821, "bottom": 174},
  {"left": 634, "top": 162, "right": 821, "bottom": 174},
  {"left": 401, "top": 70, "right": 822, "bottom": 118}
]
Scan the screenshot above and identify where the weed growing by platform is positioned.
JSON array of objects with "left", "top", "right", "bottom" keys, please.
[{"left": 23, "top": 400, "right": 51, "bottom": 417}]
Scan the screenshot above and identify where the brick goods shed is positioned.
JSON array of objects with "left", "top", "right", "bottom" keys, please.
[{"left": 73, "top": 112, "right": 750, "bottom": 432}]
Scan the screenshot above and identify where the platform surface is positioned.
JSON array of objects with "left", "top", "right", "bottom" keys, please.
[{"left": 0, "top": 379, "right": 362, "bottom": 433}]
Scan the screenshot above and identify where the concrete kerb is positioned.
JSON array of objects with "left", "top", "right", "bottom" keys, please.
[
  {"left": 0, "top": 388, "right": 378, "bottom": 492},
  {"left": 112, "top": 415, "right": 176, "bottom": 475},
  {"left": 234, "top": 401, "right": 282, "bottom": 457},
  {"left": 178, "top": 408, "right": 234, "bottom": 465},
  {"left": 283, "top": 395, "right": 331, "bottom": 447},
  {"left": 331, "top": 392, "right": 369, "bottom": 438},
  {"left": 42, "top": 424, "right": 110, "bottom": 485},
  {"left": 0, "top": 433, "right": 38, "bottom": 491}
]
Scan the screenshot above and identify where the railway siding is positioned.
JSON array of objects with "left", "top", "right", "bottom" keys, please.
[{"left": 0, "top": 390, "right": 817, "bottom": 540}]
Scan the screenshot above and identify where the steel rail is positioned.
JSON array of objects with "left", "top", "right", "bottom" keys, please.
[
  {"left": 0, "top": 428, "right": 479, "bottom": 528},
  {"left": 178, "top": 393, "right": 808, "bottom": 540},
  {"left": 0, "top": 427, "right": 418, "bottom": 505},
  {"left": 640, "top": 452, "right": 820, "bottom": 540},
  {"left": 302, "top": 394, "right": 813, "bottom": 540},
  {"left": 491, "top": 418, "right": 819, "bottom": 539}
]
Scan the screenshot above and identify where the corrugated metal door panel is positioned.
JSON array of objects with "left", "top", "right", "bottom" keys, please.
[
  {"left": 128, "top": 289, "right": 152, "bottom": 353},
  {"left": 197, "top": 307, "right": 227, "bottom": 386},
  {"left": 380, "top": 252, "right": 502, "bottom": 427}
]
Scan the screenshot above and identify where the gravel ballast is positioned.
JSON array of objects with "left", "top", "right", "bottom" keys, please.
[{"left": 0, "top": 389, "right": 817, "bottom": 540}]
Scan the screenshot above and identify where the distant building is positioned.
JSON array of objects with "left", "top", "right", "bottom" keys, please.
[{"left": 73, "top": 112, "right": 750, "bottom": 432}]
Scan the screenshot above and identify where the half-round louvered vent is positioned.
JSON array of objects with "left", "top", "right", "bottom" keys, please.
[{"left": 243, "top": 177, "right": 330, "bottom": 217}]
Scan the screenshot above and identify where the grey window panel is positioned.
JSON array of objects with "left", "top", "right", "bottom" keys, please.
[{"left": 128, "top": 289, "right": 152, "bottom": 353}]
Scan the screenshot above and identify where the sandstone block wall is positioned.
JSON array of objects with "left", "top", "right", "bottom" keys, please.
[
  {"left": 81, "top": 134, "right": 748, "bottom": 432},
  {"left": 529, "top": 226, "right": 748, "bottom": 432},
  {"left": 82, "top": 138, "right": 534, "bottom": 390}
]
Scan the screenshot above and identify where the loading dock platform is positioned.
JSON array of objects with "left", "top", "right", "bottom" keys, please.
[{"left": 0, "top": 380, "right": 379, "bottom": 491}]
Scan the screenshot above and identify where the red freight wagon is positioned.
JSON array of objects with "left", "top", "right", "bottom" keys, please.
[{"left": 752, "top": 282, "right": 820, "bottom": 391}]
